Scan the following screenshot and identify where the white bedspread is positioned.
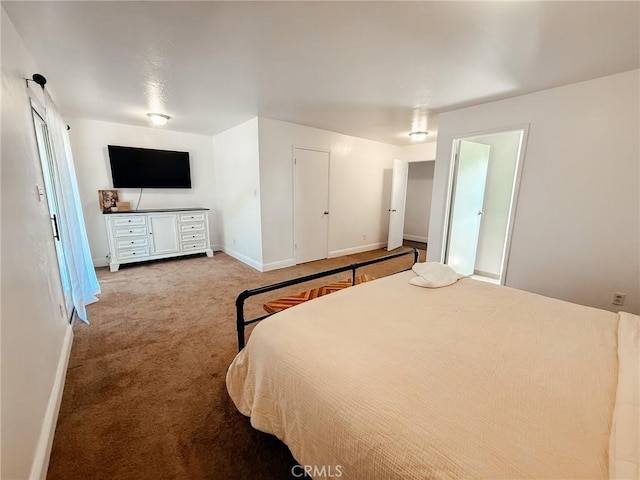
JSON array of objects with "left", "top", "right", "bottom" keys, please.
[{"left": 227, "top": 272, "right": 639, "bottom": 479}]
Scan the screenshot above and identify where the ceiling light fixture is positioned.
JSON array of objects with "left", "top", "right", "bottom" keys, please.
[
  {"left": 147, "top": 113, "right": 170, "bottom": 126},
  {"left": 409, "top": 131, "right": 429, "bottom": 142}
]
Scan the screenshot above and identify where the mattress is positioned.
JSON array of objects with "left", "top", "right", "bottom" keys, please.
[{"left": 227, "top": 271, "right": 639, "bottom": 479}]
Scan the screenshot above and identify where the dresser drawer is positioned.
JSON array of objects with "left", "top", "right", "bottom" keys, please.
[
  {"left": 180, "top": 232, "right": 206, "bottom": 242},
  {"left": 179, "top": 212, "right": 205, "bottom": 223},
  {"left": 112, "top": 216, "right": 146, "bottom": 227},
  {"left": 117, "top": 247, "right": 150, "bottom": 260},
  {"left": 116, "top": 237, "right": 149, "bottom": 249},
  {"left": 114, "top": 226, "right": 148, "bottom": 237},
  {"left": 179, "top": 222, "right": 205, "bottom": 233},
  {"left": 181, "top": 241, "right": 207, "bottom": 252}
]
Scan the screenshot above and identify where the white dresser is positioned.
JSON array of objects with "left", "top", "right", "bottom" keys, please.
[{"left": 104, "top": 208, "right": 213, "bottom": 272}]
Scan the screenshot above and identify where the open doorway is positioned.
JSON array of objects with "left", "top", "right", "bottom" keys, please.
[
  {"left": 444, "top": 128, "right": 527, "bottom": 284},
  {"left": 403, "top": 161, "right": 433, "bottom": 259},
  {"left": 386, "top": 159, "right": 433, "bottom": 263}
]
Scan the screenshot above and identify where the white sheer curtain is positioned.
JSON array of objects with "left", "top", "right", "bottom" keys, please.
[{"left": 44, "top": 90, "right": 100, "bottom": 322}]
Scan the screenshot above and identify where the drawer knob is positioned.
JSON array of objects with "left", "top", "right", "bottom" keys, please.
[
  {"left": 191, "top": 226, "right": 194, "bottom": 229},
  {"left": 132, "top": 252, "right": 136, "bottom": 255},
  {"left": 131, "top": 241, "right": 134, "bottom": 244},
  {"left": 129, "top": 230, "right": 133, "bottom": 233},
  {"left": 128, "top": 220, "right": 131, "bottom": 223}
]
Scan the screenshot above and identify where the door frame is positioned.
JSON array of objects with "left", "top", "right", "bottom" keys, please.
[
  {"left": 291, "top": 145, "right": 331, "bottom": 264},
  {"left": 441, "top": 124, "right": 529, "bottom": 285}
]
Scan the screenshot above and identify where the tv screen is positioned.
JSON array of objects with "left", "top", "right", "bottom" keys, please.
[{"left": 108, "top": 145, "right": 191, "bottom": 189}]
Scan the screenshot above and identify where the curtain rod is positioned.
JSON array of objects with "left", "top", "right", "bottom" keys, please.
[
  {"left": 26, "top": 73, "right": 70, "bottom": 130},
  {"left": 26, "top": 73, "right": 47, "bottom": 88}
]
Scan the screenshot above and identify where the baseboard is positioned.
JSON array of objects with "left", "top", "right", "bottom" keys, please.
[
  {"left": 93, "top": 257, "right": 109, "bottom": 268},
  {"left": 211, "top": 244, "right": 222, "bottom": 252},
  {"left": 219, "top": 245, "right": 263, "bottom": 272},
  {"left": 403, "top": 234, "right": 428, "bottom": 243},
  {"left": 29, "top": 324, "right": 73, "bottom": 480},
  {"left": 328, "top": 242, "right": 386, "bottom": 258},
  {"left": 473, "top": 269, "right": 500, "bottom": 280},
  {"left": 261, "top": 259, "right": 296, "bottom": 272}
]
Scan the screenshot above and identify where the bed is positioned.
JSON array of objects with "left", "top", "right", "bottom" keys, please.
[{"left": 227, "top": 260, "right": 639, "bottom": 479}]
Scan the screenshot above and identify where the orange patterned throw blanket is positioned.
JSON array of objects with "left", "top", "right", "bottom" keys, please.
[{"left": 263, "top": 274, "right": 376, "bottom": 314}]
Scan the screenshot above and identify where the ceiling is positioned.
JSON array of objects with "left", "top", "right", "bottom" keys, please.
[{"left": 4, "top": 1, "right": 639, "bottom": 145}]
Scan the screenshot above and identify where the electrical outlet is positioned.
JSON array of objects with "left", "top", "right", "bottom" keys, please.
[{"left": 612, "top": 292, "right": 626, "bottom": 306}]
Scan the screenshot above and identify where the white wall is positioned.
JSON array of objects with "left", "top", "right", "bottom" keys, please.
[
  {"left": 401, "top": 141, "right": 437, "bottom": 162},
  {"left": 212, "top": 118, "right": 263, "bottom": 268},
  {"left": 428, "top": 70, "right": 640, "bottom": 314},
  {"left": 67, "top": 118, "right": 218, "bottom": 265},
  {"left": 1, "top": 9, "right": 72, "bottom": 479},
  {"left": 473, "top": 131, "right": 521, "bottom": 276},
  {"left": 257, "top": 117, "right": 402, "bottom": 268},
  {"left": 403, "top": 161, "right": 434, "bottom": 244}
]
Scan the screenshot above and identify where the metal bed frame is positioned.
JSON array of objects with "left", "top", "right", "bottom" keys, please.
[{"left": 235, "top": 248, "right": 419, "bottom": 350}]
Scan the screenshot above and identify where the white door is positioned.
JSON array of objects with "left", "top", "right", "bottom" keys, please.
[
  {"left": 294, "top": 148, "right": 330, "bottom": 264},
  {"left": 445, "top": 140, "right": 490, "bottom": 275},
  {"left": 386, "top": 159, "right": 409, "bottom": 250},
  {"left": 32, "top": 107, "right": 74, "bottom": 317},
  {"left": 149, "top": 214, "right": 179, "bottom": 255}
]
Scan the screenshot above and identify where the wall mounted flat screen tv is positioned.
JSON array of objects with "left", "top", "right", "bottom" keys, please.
[{"left": 108, "top": 145, "right": 191, "bottom": 188}]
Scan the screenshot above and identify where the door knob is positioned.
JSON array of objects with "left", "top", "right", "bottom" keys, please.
[
  {"left": 478, "top": 210, "right": 484, "bottom": 215},
  {"left": 389, "top": 209, "right": 397, "bottom": 212},
  {"left": 323, "top": 211, "right": 329, "bottom": 215}
]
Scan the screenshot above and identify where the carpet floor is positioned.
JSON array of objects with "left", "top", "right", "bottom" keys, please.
[{"left": 47, "top": 247, "right": 422, "bottom": 480}]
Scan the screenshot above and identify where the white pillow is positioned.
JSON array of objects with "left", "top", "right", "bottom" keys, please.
[{"left": 410, "top": 262, "right": 461, "bottom": 288}]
